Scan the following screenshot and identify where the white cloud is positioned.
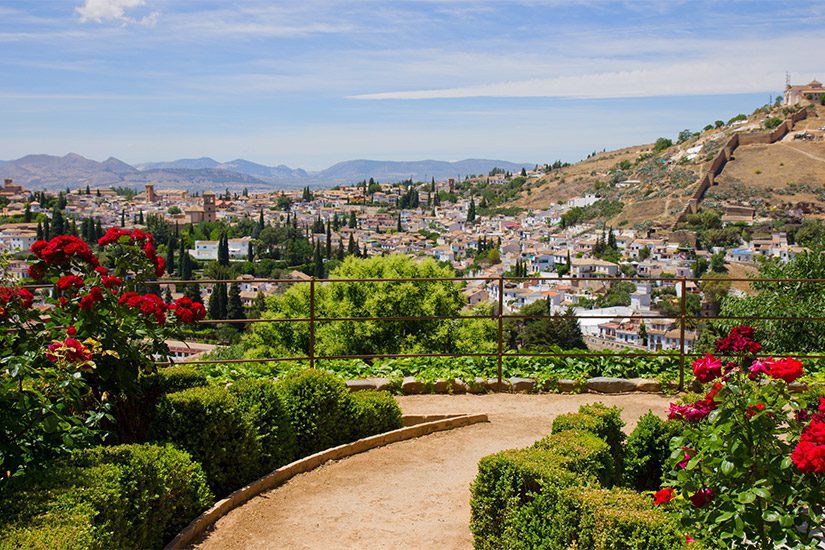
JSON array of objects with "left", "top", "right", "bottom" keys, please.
[{"left": 76, "top": 0, "right": 158, "bottom": 25}]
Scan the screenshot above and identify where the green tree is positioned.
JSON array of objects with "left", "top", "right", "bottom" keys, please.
[
  {"left": 505, "top": 302, "right": 586, "bottom": 351},
  {"left": 227, "top": 282, "right": 246, "bottom": 330},
  {"left": 51, "top": 207, "right": 65, "bottom": 236},
  {"left": 654, "top": 137, "right": 673, "bottom": 152},
  {"left": 242, "top": 255, "right": 464, "bottom": 358},
  {"left": 467, "top": 198, "right": 476, "bottom": 222}
]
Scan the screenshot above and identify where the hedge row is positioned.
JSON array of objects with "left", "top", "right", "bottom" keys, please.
[
  {"left": 0, "top": 444, "right": 212, "bottom": 550},
  {"left": 150, "top": 369, "right": 403, "bottom": 497},
  {"left": 2, "top": 369, "right": 403, "bottom": 549},
  {"left": 470, "top": 403, "right": 685, "bottom": 549}
]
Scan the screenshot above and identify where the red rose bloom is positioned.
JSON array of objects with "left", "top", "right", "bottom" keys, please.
[
  {"left": 28, "top": 262, "right": 45, "bottom": 281},
  {"left": 31, "top": 235, "right": 97, "bottom": 267},
  {"left": 0, "top": 287, "right": 35, "bottom": 319},
  {"left": 66, "top": 325, "right": 77, "bottom": 336},
  {"left": 56, "top": 275, "right": 84, "bottom": 292},
  {"left": 689, "top": 488, "right": 714, "bottom": 508},
  {"left": 153, "top": 256, "right": 165, "bottom": 277},
  {"left": 169, "top": 296, "right": 207, "bottom": 324},
  {"left": 669, "top": 399, "right": 715, "bottom": 422},
  {"left": 746, "top": 403, "right": 766, "bottom": 418},
  {"left": 101, "top": 275, "right": 123, "bottom": 289},
  {"left": 716, "top": 325, "right": 760, "bottom": 354},
  {"left": 792, "top": 418, "right": 825, "bottom": 474},
  {"left": 692, "top": 353, "right": 723, "bottom": 383},
  {"left": 654, "top": 488, "right": 676, "bottom": 505},
  {"left": 766, "top": 357, "right": 803, "bottom": 383}
]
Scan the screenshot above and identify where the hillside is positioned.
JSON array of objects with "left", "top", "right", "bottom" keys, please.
[{"left": 513, "top": 102, "right": 825, "bottom": 228}]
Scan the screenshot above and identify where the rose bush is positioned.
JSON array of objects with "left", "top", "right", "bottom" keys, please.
[
  {"left": 1, "top": 230, "right": 205, "bottom": 480},
  {"left": 655, "top": 326, "right": 825, "bottom": 548}
]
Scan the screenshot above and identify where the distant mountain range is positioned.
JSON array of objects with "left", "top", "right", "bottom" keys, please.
[{"left": 0, "top": 153, "right": 533, "bottom": 192}]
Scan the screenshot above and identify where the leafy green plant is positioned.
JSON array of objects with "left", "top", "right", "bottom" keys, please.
[
  {"left": 348, "top": 390, "right": 403, "bottom": 439},
  {"left": 657, "top": 326, "right": 825, "bottom": 548},
  {"left": 150, "top": 385, "right": 260, "bottom": 496}
]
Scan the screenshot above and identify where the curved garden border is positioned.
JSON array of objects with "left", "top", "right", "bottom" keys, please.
[{"left": 165, "top": 412, "right": 489, "bottom": 549}]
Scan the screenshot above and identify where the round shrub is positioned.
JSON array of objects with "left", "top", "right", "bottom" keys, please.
[
  {"left": 276, "top": 369, "right": 355, "bottom": 456},
  {"left": 151, "top": 385, "right": 260, "bottom": 496},
  {"left": 228, "top": 379, "right": 298, "bottom": 474},
  {"left": 552, "top": 402, "right": 626, "bottom": 478},
  {"left": 623, "top": 411, "right": 681, "bottom": 491},
  {"left": 0, "top": 443, "right": 212, "bottom": 550},
  {"left": 532, "top": 429, "right": 615, "bottom": 486},
  {"left": 348, "top": 390, "right": 403, "bottom": 440}
]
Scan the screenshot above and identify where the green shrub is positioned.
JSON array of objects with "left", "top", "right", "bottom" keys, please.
[
  {"left": 470, "top": 447, "right": 583, "bottom": 549},
  {"left": 154, "top": 365, "right": 208, "bottom": 393},
  {"left": 276, "top": 369, "right": 355, "bottom": 456},
  {"left": 228, "top": 379, "right": 298, "bottom": 474},
  {"left": 552, "top": 402, "right": 626, "bottom": 477},
  {"left": 532, "top": 429, "right": 615, "bottom": 486},
  {"left": 348, "top": 391, "right": 403, "bottom": 439},
  {"left": 0, "top": 444, "right": 212, "bottom": 550},
  {"left": 151, "top": 386, "right": 260, "bottom": 496},
  {"left": 499, "top": 486, "right": 683, "bottom": 549},
  {"left": 624, "top": 412, "right": 681, "bottom": 491}
]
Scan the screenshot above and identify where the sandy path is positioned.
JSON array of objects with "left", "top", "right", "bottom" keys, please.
[{"left": 192, "top": 393, "right": 672, "bottom": 550}]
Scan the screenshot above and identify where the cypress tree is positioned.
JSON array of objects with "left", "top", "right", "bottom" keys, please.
[
  {"left": 348, "top": 211, "right": 357, "bottom": 229},
  {"left": 94, "top": 219, "right": 102, "bottom": 242},
  {"left": 247, "top": 241, "right": 254, "bottom": 262},
  {"left": 36, "top": 221, "right": 43, "bottom": 240},
  {"left": 467, "top": 198, "right": 476, "bottom": 223},
  {"left": 120, "top": 209, "right": 125, "bottom": 227},
  {"left": 138, "top": 210, "right": 144, "bottom": 224},
  {"left": 43, "top": 218, "right": 50, "bottom": 240},
  {"left": 227, "top": 282, "right": 246, "bottom": 330},
  {"left": 337, "top": 237, "right": 345, "bottom": 260},
  {"left": 23, "top": 203, "right": 31, "bottom": 223},
  {"left": 184, "top": 283, "right": 203, "bottom": 304},
  {"left": 326, "top": 222, "right": 332, "bottom": 259},
  {"left": 313, "top": 241, "right": 324, "bottom": 278},
  {"left": 166, "top": 236, "right": 175, "bottom": 276},
  {"left": 348, "top": 234, "right": 356, "bottom": 255},
  {"left": 52, "top": 207, "right": 65, "bottom": 236}
]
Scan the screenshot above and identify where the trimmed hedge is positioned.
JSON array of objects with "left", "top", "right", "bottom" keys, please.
[
  {"left": 228, "top": 379, "right": 298, "bottom": 474},
  {"left": 348, "top": 390, "right": 403, "bottom": 440},
  {"left": 552, "top": 402, "right": 626, "bottom": 479},
  {"left": 470, "top": 447, "right": 583, "bottom": 549},
  {"left": 276, "top": 369, "right": 356, "bottom": 456},
  {"left": 0, "top": 444, "right": 212, "bottom": 550},
  {"left": 472, "top": 403, "right": 685, "bottom": 549},
  {"left": 532, "top": 429, "right": 615, "bottom": 486},
  {"left": 154, "top": 365, "right": 208, "bottom": 393},
  {"left": 150, "top": 385, "right": 260, "bottom": 496},
  {"left": 624, "top": 411, "right": 682, "bottom": 491}
]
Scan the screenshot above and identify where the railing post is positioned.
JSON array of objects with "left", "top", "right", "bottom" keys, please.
[
  {"left": 678, "top": 277, "right": 687, "bottom": 391},
  {"left": 497, "top": 275, "right": 504, "bottom": 384},
  {"left": 309, "top": 277, "right": 316, "bottom": 369}
]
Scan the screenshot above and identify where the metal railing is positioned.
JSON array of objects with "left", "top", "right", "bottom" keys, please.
[{"left": 146, "top": 274, "right": 825, "bottom": 391}]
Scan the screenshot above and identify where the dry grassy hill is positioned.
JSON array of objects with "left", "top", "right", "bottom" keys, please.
[
  {"left": 513, "top": 102, "right": 825, "bottom": 228},
  {"left": 706, "top": 105, "right": 825, "bottom": 217}
]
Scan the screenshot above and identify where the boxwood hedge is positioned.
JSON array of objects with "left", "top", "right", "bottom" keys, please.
[{"left": 471, "top": 403, "right": 685, "bottom": 549}]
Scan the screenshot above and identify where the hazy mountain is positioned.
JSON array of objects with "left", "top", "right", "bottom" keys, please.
[
  {"left": 315, "top": 158, "right": 532, "bottom": 184},
  {"left": 135, "top": 157, "right": 221, "bottom": 171},
  {"left": 0, "top": 153, "right": 534, "bottom": 191}
]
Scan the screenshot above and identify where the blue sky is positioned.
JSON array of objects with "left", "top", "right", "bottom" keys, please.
[{"left": 1, "top": 0, "right": 824, "bottom": 169}]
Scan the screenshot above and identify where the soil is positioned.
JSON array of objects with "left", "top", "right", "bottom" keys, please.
[{"left": 192, "top": 392, "right": 673, "bottom": 550}]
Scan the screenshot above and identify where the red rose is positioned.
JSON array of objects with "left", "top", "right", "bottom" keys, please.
[
  {"left": 28, "top": 262, "right": 45, "bottom": 281},
  {"left": 56, "top": 275, "right": 84, "bottom": 292},
  {"left": 766, "top": 357, "right": 803, "bottom": 383},
  {"left": 692, "top": 353, "right": 723, "bottom": 383},
  {"left": 153, "top": 256, "right": 165, "bottom": 277},
  {"left": 746, "top": 403, "right": 766, "bottom": 419},
  {"left": 654, "top": 488, "right": 676, "bottom": 505},
  {"left": 689, "top": 488, "right": 714, "bottom": 508},
  {"left": 66, "top": 325, "right": 77, "bottom": 336}
]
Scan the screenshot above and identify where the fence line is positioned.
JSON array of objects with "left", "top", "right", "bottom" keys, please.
[{"left": 125, "top": 274, "right": 825, "bottom": 392}]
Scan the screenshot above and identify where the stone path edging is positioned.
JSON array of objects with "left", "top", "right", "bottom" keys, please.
[
  {"left": 346, "top": 376, "right": 671, "bottom": 395},
  {"left": 164, "top": 412, "right": 489, "bottom": 550}
]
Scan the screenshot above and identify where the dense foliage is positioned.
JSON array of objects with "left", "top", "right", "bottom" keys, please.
[
  {"left": 470, "top": 403, "right": 684, "bottom": 549},
  {"left": 657, "top": 326, "right": 825, "bottom": 548},
  {"left": 1, "top": 230, "right": 206, "bottom": 480}
]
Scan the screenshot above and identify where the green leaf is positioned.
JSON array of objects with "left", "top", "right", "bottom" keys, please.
[
  {"left": 720, "top": 460, "right": 734, "bottom": 475},
  {"left": 739, "top": 491, "right": 756, "bottom": 504},
  {"left": 752, "top": 487, "right": 771, "bottom": 499}
]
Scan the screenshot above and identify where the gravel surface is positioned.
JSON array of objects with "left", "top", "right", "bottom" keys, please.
[{"left": 192, "top": 393, "right": 673, "bottom": 550}]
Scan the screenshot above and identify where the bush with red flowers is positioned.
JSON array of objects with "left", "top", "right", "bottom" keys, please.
[
  {"left": 655, "top": 325, "right": 825, "bottom": 548},
  {"left": 1, "top": 230, "right": 207, "bottom": 479}
]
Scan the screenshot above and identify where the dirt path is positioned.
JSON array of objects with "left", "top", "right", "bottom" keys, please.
[
  {"left": 779, "top": 142, "right": 825, "bottom": 164},
  {"left": 192, "top": 393, "right": 673, "bottom": 550}
]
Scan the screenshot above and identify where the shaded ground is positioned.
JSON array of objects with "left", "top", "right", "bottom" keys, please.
[{"left": 192, "top": 393, "right": 673, "bottom": 550}]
